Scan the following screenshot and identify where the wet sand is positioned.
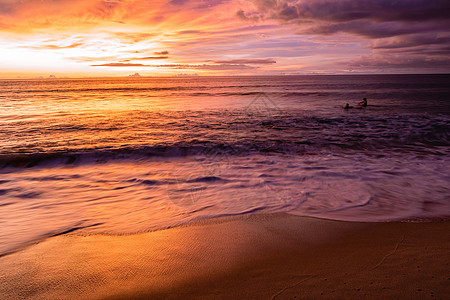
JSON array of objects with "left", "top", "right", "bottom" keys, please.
[{"left": 0, "top": 214, "right": 448, "bottom": 299}]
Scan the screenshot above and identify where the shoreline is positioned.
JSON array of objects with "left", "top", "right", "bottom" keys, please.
[{"left": 0, "top": 213, "right": 449, "bottom": 299}]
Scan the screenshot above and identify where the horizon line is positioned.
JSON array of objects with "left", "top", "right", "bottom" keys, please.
[{"left": 1, "top": 72, "right": 449, "bottom": 80}]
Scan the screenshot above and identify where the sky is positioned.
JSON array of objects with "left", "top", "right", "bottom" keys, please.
[{"left": 0, "top": 0, "right": 449, "bottom": 78}]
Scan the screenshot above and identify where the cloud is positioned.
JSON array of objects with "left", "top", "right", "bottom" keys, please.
[
  {"left": 245, "top": 0, "right": 449, "bottom": 23},
  {"left": 187, "top": 64, "right": 256, "bottom": 70},
  {"left": 113, "top": 32, "right": 158, "bottom": 43},
  {"left": 236, "top": 9, "right": 260, "bottom": 22},
  {"left": 0, "top": 0, "right": 168, "bottom": 33},
  {"left": 91, "top": 62, "right": 257, "bottom": 70},
  {"left": 167, "top": 0, "right": 189, "bottom": 5},
  {"left": 348, "top": 34, "right": 450, "bottom": 73},
  {"left": 0, "top": 0, "right": 122, "bottom": 26},
  {"left": 345, "top": 54, "right": 450, "bottom": 72},
  {"left": 71, "top": 55, "right": 120, "bottom": 62},
  {"left": 239, "top": 0, "right": 450, "bottom": 73},
  {"left": 71, "top": 50, "right": 170, "bottom": 64},
  {"left": 168, "top": 0, "right": 227, "bottom": 10},
  {"left": 369, "top": 34, "right": 450, "bottom": 49},
  {"left": 213, "top": 58, "right": 276, "bottom": 64},
  {"left": 91, "top": 63, "right": 146, "bottom": 67},
  {"left": 304, "top": 20, "right": 449, "bottom": 39},
  {"left": 241, "top": 0, "right": 450, "bottom": 38},
  {"left": 29, "top": 42, "right": 84, "bottom": 49},
  {"left": 123, "top": 56, "right": 169, "bottom": 61},
  {"left": 178, "top": 30, "right": 205, "bottom": 35}
]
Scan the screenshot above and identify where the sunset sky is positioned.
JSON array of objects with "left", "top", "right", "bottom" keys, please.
[{"left": 0, "top": 0, "right": 449, "bottom": 78}]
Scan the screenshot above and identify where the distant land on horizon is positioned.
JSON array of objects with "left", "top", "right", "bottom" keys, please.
[{"left": 2, "top": 72, "right": 449, "bottom": 81}]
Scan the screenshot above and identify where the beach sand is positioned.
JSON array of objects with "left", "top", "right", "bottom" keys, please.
[{"left": 0, "top": 214, "right": 448, "bottom": 299}]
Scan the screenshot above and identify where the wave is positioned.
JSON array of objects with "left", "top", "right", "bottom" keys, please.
[
  {"left": 1, "top": 113, "right": 449, "bottom": 169},
  {"left": 0, "top": 143, "right": 447, "bottom": 171},
  {"left": 0, "top": 144, "right": 248, "bottom": 169}
]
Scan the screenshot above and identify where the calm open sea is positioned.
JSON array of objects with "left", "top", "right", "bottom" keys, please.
[{"left": 1, "top": 75, "right": 449, "bottom": 254}]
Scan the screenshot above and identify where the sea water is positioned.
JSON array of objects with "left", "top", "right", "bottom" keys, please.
[{"left": 1, "top": 75, "right": 449, "bottom": 254}]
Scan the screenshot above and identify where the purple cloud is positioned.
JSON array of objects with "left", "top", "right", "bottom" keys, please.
[
  {"left": 241, "top": 0, "right": 450, "bottom": 38},
  {"left": 346, "top": 54, "right": 450, "bottom": 72},
  {"left": 91, "top": 63, "right": 147, "bottom": 67},
  {"left": 246, "top": 0, "right": 449, "bottom": 23},
  {"left": 168, "top": 0, "right": 228, "bottom": 10},
  {"left": 369, "top": 34, "right": 450, "bottom": 49},
  {"left": 213, "top": 58, "right": 276, "bottom": 64},
  {"left": 240, "top": 0, "right": 450, "bottom": 73}
]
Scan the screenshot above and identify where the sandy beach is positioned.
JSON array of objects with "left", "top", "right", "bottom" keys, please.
[{"left": 0, "top": 214, "right": 448, "bottom": 299}]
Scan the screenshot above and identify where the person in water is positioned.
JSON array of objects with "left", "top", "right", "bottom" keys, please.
[
  {"left": 343, "top": 98, "right": 367, "bottom": 109},
  {"left": 359, "top": 97, "right": 367, "bottom": 107}
]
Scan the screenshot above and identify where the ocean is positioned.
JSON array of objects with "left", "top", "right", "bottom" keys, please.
[{"left": 1, "top": 74, "right": 449, "bottom": 255}]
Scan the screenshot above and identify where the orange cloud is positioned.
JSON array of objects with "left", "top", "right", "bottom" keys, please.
[
  {"left": 70, "top": 55, "right": 122, "bottom": 62},
  {"left": 124, "top": 56, "right": 169, "bottom": 61},
  {"left": 113, "top": 32, "right": 158, "bottom": 43},
  {"left": 29, "top": 42, "right": 85, "bottom": 50},
  {"left": 0, "top": 0, "right": 237, "bottom": 34},
  {"left": 92, "top": 63, "right": 147, "bottom": 67}
]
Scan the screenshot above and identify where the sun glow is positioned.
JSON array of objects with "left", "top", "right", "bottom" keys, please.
[{"left": 0, "top": 0, "right": 448, "bottom": 78}]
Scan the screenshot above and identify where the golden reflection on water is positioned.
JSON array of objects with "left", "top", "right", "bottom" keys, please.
[{"left": 0, "top": 78, "right": 258, "bottom": 154}]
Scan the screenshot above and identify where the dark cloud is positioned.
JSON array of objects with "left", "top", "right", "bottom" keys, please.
[
  {"left": 379, "top": 45, "right": 450, "bottom": 56},
  {"left": 213, "top": 58, "right": 276, "bottom": 64},
  {"left": 236, "top": 9, "right": 260, "bottom": 22},
  {"left": 187, "top": 64, "right": 256, "bottom": 70},
  {"left": 0, "top": 2, "right": 15, "bottom": 15},
  {"left": 167, "top": 0, "right": 189, "bottom": 5},
  {"left": 247, "top": 0, "right": 449, "bottom": 23},
  {"left": 242, "top": 0, "right": 450, "bottom": 72},
  {"left": 178, "top": 30, "right": 204, "bottom": 35},
  {"left": 369, "top": 34, "right": 450, "bottom": 49},
  {"left": 91, "top": 62, "right": 256, "bottom": 70},
  {"left": 242, "top": 0, "right": 450, "bottom": 38},
  {"left": 167, "top": 0, "right": 228, "bottom": 10},
  {"left": 154, "top": 50, "right": 169, "bottom": 55},
  {"left": 305, "top": 20, "right": 448, "bottom": 39},
  {"left": 236, "top": 10, "right": 247, "bottom": 21}
]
